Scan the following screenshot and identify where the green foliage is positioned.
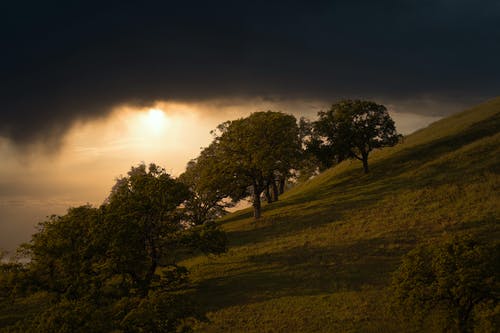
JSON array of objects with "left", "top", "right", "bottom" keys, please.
[
  {"left": 1, "top": 98, "right": 499, "bottom": 332},
  {"left": 20, "top": 206, "right": 101, "bottom": 298},
  {"left": 6, "top": 293, "right": 200, "bottom": 333},
  {"left": 313, "top": 100, "right": 401, "bottom": 173},
  {"left": 184, "top": 222, "right": 228, "bottom": 255},
  {"left": 209, "top": 111, "right": 302, "bottom": 218},
  {"left": 20, "top": 299, "right": 112, "bottom": 333},
  {"left": 391, "top": 236, "right": 500, "bottom": 332},
  {"left": 0, "top": 261, "right": 28, "bottom": 300},
  {"left": 183, "top": 98, "right": 499, "bottom": 332},
  {"left": 102, "top": 163, "right": 191, "bottom": 295},
  {"left": 179, "top": 147, "right": 236, "bottom": 226},
  {"left": 0, "top": 249, "right": 27, "bottom": 298},
  {"left": 0, "top": 163, "right": 228, "bottom": 332},
  {"left": 300, "top": 116, "right": 344, "bottom": 172},
  {"left": 121, "top": 291, "right": 201, "bottom": 333}
]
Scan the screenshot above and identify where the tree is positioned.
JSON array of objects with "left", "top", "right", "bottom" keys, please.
[
  {"left": 179, "top": 144, "right": 239, "bottom": 226},
  {"left": 102, "top": 163, "right": 192, "bottom": 295},
  {"left": 299, "top": 117, "right": 339, "bottom": 173},
  {"left": 314, "top": 100, "right": 401, "bottom": 173},
  {"left": 0, "top": 250, "right": 29, "bottom": 300},
  {"left": 391, "top": 236, "right": 500, "bottom": 332},
  {"left": 20, "top": 205, "right": 102, "bottom": 299},
  {"left": 210, "top": 111, "right": 301, "bottom": 219},
  {"left": 10, "top": 163, "right": 228, "bottom": 331}
]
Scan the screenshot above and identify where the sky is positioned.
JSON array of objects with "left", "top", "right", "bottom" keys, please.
[{"left": 1, "top": 1, "right": 500, "bottom": 253}]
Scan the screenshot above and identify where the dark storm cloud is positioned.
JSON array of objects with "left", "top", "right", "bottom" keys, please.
[{"left": 2, "top": 0, "right": 500, "bottom": 144}]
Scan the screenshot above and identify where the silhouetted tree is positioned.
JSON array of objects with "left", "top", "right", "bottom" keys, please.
[
  {"left": 314, "top": 100, "right": 401, "bottom": 173},
  {"left": 300, "top": 117, "right": 338, "bottom": 172}
]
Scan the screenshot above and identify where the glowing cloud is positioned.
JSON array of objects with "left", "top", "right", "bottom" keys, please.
[{"left": 140, "top": 109, "right": 170, "bottom": 135}]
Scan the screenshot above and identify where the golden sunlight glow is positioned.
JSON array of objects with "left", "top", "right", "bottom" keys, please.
[
  {"left": 0, "top": 98, "right": 435, "bottom": 252},
  {"left": 140, "top": 108, "right": 169, "bottom": 134},
  {"left": 61, "top": 102, "right": 230, "bottom": 177}
]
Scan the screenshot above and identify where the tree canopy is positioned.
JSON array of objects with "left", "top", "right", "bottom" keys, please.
[
  {"left": 101, "top": 163, "right": 194, "bottom": 295},
  {"left": 179, "top": 144, "right": 240, "bottom": 226},
  {"left": 2, "top": 163, "right": 227, "bottom": 332},
  {"left": 208, "top": 111, "right": 301, "bottom": 219},
  {"left": 391, "top": 236, "right": 500, "bottom": 332},
  {"left": 0, "top": 102, "right": 409, "bottom": 330},
  {"left": 313, "top": 100, "right": 401, "bottom": 173}
]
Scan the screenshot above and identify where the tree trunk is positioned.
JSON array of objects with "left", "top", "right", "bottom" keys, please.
[
  {"left": 271, "top": 180, "right": 279, "bottom": 201},
  {"left": 457, "top": 302, "right": 473, "bottom": 333},
  {"left": 252, "top": 186, "right": 262, "bottom": 219},
  {"left": 278, "top": 178, "right": 285, "bottom": 194},
  {"left": 144, "top": 259, "right": 157, "bottom": 295},
  {"left": 264, "top": 184, "right": 273, "bottom": 204},
  {"left": 142, "top": 240, "right": 158, "bottom": 296},
  {"left": 458, "top": 320, "right": 468, "bottom": 333},
  {"left": 362, "top": 152, "right": 369, "bottom": 174}
]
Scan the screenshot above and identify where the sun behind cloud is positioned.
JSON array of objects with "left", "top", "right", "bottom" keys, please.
[{"left": 140, "top": 108, "right": 170, "bottom": 135}]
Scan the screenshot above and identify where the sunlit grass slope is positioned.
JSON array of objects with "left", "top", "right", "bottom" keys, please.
[{"left": 184, "top": 97, "right": 500, "bottom": 332}]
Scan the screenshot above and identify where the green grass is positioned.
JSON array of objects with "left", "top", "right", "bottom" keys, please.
[
  {"left": 0, "top": 98, "right": 498, "bottom": 332},
  {"left": 183, "top": 97, "right": 500, "bottom": 332}
]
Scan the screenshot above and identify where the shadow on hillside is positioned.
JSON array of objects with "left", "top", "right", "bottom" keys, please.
[
  {"left": 444, "top": 215, "right": 500, "bottom": 240},
  {"left": 192, "top": 234, "right": 415, "bottom": 311},
  {"left": 222, "top": 111, "right": 499, "bottom": 248},
  {"left": 221, "top": 210, "right": 254, "bottom": 223},
  {"left": 225, "top": 208, "right": 343, "bottom": 248},
  {"left": 193, "top": 218, "right": 500, "bottom": 313}
]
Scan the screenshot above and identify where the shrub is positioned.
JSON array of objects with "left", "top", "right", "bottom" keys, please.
[{"left": 391, "top": 235, "right": 499, "bottom": 332}]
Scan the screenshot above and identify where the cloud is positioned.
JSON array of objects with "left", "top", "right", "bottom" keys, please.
[{"left": 2, "top": 1, "right": 499, "bottom": 146}]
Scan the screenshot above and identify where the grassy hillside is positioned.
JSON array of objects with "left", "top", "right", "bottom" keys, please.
[{"left": 184, "top": 98, "right": 500, "bottom": 332}]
